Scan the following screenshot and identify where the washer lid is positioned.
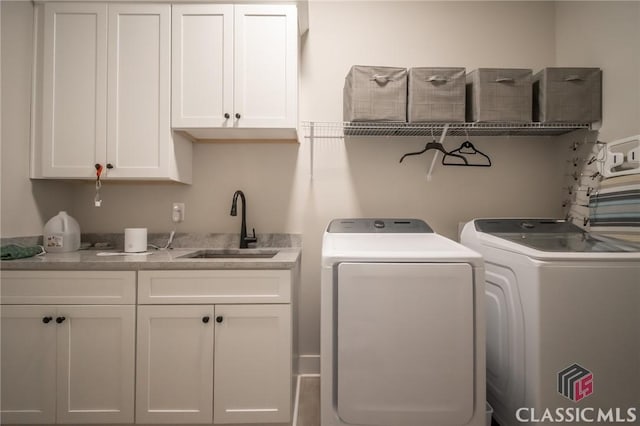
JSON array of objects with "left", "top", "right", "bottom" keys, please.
[
  {"left": 327, "top": 218, "right": 433, "bottom": 233},
  {"left": 474, "top": 219, "right": 640, "bottom": 253}
]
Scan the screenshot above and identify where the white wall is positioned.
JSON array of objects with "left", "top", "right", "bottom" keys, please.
[
  {"left": 555, "top": 1, "right": 640, "bottom": 140},
  {"left": 3, "top": 1, "right": 636, "bottom": 365},
  {"left": 69, "top": 1, "right": 563, "bottom": 364},
  {"left": 1, "top": 1, "right": 72, "bottom": 238}
]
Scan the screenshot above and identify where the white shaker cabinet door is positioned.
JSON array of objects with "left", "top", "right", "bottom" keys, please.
[
  {"left": 0, "top": 306, "right": 57, "bottom": 424},
  {"left": 41, "top": 3, "right": 107, "bottom": 178},
  {"left": 234, "top": 5, "right": 297, "bottom": 129},
  {"left": 106, "top": 4, "right": 171, "bottom": 179},
  {"left": 55, "top": 305, "right": 135, "bottom": 424},
  {"left": 213, "top": 304, "right": 292, "bottom": 424},
  {"left": 172, "top": 5, "right": 233, "bottom": 128},
  {"left": 136, "top": 305, "right": 215, "bottom": 424}
]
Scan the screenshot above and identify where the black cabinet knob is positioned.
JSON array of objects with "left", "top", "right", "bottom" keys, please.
[
  {"left": 235, "top": 113, "right": 241, "bottom": 119},
  {"left": 106, "top": 163, "right": 114, "bottom": 169},
  {"left": 202, "top": 316, "right": 210, "bottom": 323},
  {"left": 42, "top": 316, "right": 53, "bottom": 324},
  {"left": 56, "top": 316, "right": 66, "bottom": 324},
  {"left": 224, "top": 113, "right": 230, "bottom": 119},
  {"left": 216, "top": 316, "right": 223, "bottom": 323}
]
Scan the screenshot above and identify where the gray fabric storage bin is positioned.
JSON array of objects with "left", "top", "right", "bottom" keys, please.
[
  {"left": 533, "top": 67, "right": 602, "bottom": 123},
  {"left": 343, "top": 65, "right": 407, "bottom": 122},
  {"left": 466, "top": 68, "right": 532, "bottom": 122},
  {"left": 408, "top": 67, "right": 466, "bottom": 122}
]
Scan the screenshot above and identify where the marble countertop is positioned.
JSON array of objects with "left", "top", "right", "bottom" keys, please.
[
  {"left": 1, "top": 233, "right": 301, "bottom": 271},
  {"left": 1, "top": 248, "right": 301, "bottom": 271}
]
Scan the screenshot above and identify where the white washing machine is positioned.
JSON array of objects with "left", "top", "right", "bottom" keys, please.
[
  {"left": 461, "top": 219, "right": 640, "bottom": 426},
  {"left": 321, "top": 218, "right": 486, "bottom": 426}
]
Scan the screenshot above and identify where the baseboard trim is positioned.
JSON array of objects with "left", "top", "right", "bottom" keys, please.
[
  {"left": 298, "top": 354, "right": 320, "bottom": 375},
  {"left": 292, "top": 375, "right": 301, "bottom": 426}
]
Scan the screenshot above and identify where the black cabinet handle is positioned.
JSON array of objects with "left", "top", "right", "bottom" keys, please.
[
  {"left": 202, "top": 316, "right": 210, "bottom": 323},
  {"left": 235, "top": 113, "right": 241, "bottom": 119},
  {"left": 224, "top": 113, "right": 230, "bottom": 119},
  {"left": 56, "top": 316, "right": 66, "bottom": 324},
  {"left": 42, "top": 316, "right": 53, "bottom": 324},
  {"left": 216, "top": 316, "right": 223, "bottom": 323},
  {"left": 106, "top": 163, "right": 114, "bottom": 169}
]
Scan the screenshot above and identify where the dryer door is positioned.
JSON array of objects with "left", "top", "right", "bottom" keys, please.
[{"left": 336, "top": 262, "right": 475, "bottom": 426}]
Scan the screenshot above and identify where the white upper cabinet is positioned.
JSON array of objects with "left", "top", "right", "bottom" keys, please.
[
  {"left": 41, "top": 3, "right": 108, "bottom": 178},
  {"left": 37, "top": 3, "right": 192, "bottom": 183},
  {"left": 172, "top": 5, "right": 233, "bottom": 129},
  {"left": 107, "top": 5, "right": 174, "bottom": 180},
  {"left": 172, "top": 4, "right": 298, "bottom": 140}
]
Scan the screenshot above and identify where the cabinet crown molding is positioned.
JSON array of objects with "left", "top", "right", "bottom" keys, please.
[{"left": 33, "top": 0, "right": 309, "bottom": 34}]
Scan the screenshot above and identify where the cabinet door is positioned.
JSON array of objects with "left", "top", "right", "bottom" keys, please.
[
  {"left": 136, "top": 305, "right": 215, "bottom": 424},
  {"left": 0, "top": 306, "right": 57, "bottom": 424},
  {"left": 56, "top": 305, "right": 135, "bottom": 424},
  {"left": 106, "top": 5, "right": 171, "bottom": 179},
  {"left": 214, "top": 304, "right": 292, "bottom": 424},
  {"left": 172, "top": 5, "right": 233, "bottom": 128},
  {"left": 41, "top": 3, "right": 107, "bottom": 178},
  {"left": 233, "top": 5, "right": 297, "bottom": 129}
]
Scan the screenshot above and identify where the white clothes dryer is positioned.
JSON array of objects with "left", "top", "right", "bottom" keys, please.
[
  {"left": 461, "top": 219, "right": 640, "bottom": 426},
  {"left": 321, "top": 218, "right": 486, "bottom": 426}
]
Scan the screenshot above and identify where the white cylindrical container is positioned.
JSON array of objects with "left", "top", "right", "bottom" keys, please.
[
  {"left": 43, "top": 211, "right": 81, "bottom": 253},
  {"left": 124, "top": 228, "right": 147, "bottom": 253}
]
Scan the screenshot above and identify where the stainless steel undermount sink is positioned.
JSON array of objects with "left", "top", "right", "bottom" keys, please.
[{"left": 178, "top": 249, "right": 278, "bottom": 259}]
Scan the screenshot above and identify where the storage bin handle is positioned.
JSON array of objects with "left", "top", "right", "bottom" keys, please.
[
  {"left": 495, "top": 77, "right": 515, "bottom": 83},
  {"left": 427, "top": 75, "right": 448, "bottom": 83},
  {"left": 564, "top": 75, "right": 584, "bottom": 81},
  {"left": 370, "top": 74, "right": 394, "bottom": 84}
]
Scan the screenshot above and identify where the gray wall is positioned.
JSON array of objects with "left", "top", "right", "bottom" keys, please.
[
  {"left": 1, "top": 1, "right": 73, "bottom": 238},
  {"left": 2, "top": 1, "right": 639, "bottom": 370},
  {"left": 555, "top": 1, "right": 640, "bottom": 140}
]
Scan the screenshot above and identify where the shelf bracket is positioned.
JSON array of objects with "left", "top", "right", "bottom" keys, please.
[{"left": 426, "top": 123, "right": 449, "bottom": 181}]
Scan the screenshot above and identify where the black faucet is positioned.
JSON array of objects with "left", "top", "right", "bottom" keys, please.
[{"left": 230, "top": 190, "right": 257, "bottom": 249}]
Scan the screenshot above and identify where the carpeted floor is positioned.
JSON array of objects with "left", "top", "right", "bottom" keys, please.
[{"left": 296, "top": 376, "right": 320, "bottom": 426}]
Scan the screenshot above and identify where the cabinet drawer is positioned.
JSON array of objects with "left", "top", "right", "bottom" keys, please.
[
  {"left": 138, "top": 270, "right": 291, "bottom": 304},
  {"left": 0, "top": 271, "right": 136, "bottom": 304}
]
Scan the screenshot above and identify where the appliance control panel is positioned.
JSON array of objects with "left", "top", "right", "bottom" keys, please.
[{"left": 327, "top": 218, "right": 433, "bottom": 233}]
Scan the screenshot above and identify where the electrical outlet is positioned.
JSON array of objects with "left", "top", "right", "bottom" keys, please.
[{"left": 172, "top": 203, "right": 185, "bottom": 223}]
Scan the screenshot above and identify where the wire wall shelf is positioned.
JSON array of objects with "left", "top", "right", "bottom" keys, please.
[
  {"left": 302, "top": 121, "right": 591, "bottom": 178},
  {"left": 302, "top": 121, "right": 591, "bottom": 138}
]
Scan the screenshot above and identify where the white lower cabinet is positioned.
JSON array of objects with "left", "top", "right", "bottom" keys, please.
[
  {"left": 1, "top": 305, "right": 57, "bottom": 424},
  {"left": 0, "top": 269, "right": 294, "bottom": 425},
  {"left": 57, "top": 305, "right": 135, "bottom": 424},
  {"left": 213, "top": 304, "right": 292, "bottom": 424},
  {"left": 135, "top": 305, "right": 215, "bottom": 424},
  {"left": 1, "top": 305, "right": 136, "bottom": 424},
  {"left": 136, "top": 270, "right": 293, "bottom": 425},
  {"left": 0, "top": 271, "right": 136, "bottom": 425}
]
